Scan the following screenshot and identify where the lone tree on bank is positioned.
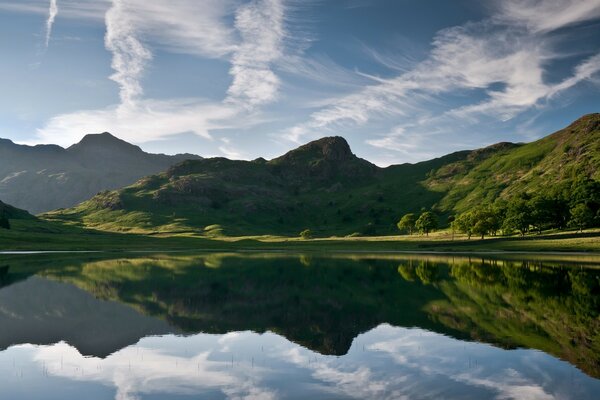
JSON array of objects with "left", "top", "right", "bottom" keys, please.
[
  {"left": 300, "top": 229, "right": 312, "bottom": 239},
  {"left": 397, "top": 213, "right": 416, "bottom": 235},
  {"left": 415, "top": 211, "right": 438, "bottom": 236}
]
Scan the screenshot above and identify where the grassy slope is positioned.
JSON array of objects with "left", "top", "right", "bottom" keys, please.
[
  {"left": 43, "top": 114, "right": 599, "bottom": 236},
  {"left": 1, "top": 216, "right": 599, "bottom": 252},
  {"left": 40, "top": 146, "right": 481, "bottom": 236},
  {"left": 427, "top": 113, "right": 600, "bottom": 212}
]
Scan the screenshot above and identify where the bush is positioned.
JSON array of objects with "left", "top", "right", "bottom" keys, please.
[{"left": 300, "top": 229, "right": 312, "bottom": 239}]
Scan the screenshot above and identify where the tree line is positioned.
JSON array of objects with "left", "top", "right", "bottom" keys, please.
[{"left": 397, "top": 177, "right": 600, "bottom": 238}]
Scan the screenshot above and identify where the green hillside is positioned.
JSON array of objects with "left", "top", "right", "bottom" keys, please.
[
  {"left": 426, "top": 113, "right": 600, "bottom": 211},
  {"left": 45, "top": 114, "right": 600, "bottom": 236}
]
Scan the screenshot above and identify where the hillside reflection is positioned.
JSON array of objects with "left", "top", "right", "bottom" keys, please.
[{"left": 0, "top": 252, "right": 598, "bottom": 378}]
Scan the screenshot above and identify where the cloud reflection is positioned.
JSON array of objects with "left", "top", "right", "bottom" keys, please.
[{"left": 0, "top": 325, "right": 596, "bottom": 399}]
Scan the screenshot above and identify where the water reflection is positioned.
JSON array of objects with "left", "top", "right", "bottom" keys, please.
[
  {"left": 0, "top": 252, "right": 598, "bottom": 399},
  {"left": 1, "top": 326, "right": 598, "bottom": 399}
]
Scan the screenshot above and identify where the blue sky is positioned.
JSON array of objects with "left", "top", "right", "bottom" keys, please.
[{"left": 0, "top": 0, "right": 599, "bottom": 165}]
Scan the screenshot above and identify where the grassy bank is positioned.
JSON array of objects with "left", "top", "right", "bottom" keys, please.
[{"left": 0, "top": 218, "right": 599, "bottom": 253}]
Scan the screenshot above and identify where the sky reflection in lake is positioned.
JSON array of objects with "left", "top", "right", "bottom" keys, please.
[
  {"left": 1, "top": 324, "right": 598, "bottom": 400},
  {"left": 0, "top": 252, "right": 598, "bottom": 399}
]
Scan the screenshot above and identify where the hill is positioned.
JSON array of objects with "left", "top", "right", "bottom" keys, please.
[
  {"left": 425, "top": 113, "right": 600, "bottom": 211},
  {"left": 0, "top": 133, "right": 201, "bottom": 214},
  {"left": 46, "top": 114, "right": 599, "bottom": 236},
  {"left": 0, "top": 200, "right": 33, "bottom": 220}
]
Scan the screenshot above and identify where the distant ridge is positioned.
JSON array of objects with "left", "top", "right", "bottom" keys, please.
[
  {"left": 47, "top": 114, "right": 599, "bottom": 236},
  {"left": 0, "top": 133, "right": 202, "bottom": 213}
]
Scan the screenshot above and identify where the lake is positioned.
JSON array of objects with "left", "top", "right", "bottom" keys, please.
[{"left": 0, "top": 252, "right": 598, "bottom": 399}]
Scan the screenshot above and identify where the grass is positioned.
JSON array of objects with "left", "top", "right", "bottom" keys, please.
[{"left": 1, "top": 217, "right": 599, "bottom": 253}]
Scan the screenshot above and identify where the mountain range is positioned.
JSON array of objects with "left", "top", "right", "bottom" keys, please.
[
  {"left": 36, "top": 113, "right": 599, "bottom": 236},
  {"left": 0, "top": 132, "right": 201, "bottom": 214}
]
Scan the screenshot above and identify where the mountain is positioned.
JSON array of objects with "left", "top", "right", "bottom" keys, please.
[
  {"left": 425, "top": 113, "right": 600, "bottom": 211},
  {"left": 0, "top": 199, "right": 32, "bottom": 220},
  {"left": 46, "top": 114, "right": 599, "bottom": 236},
  {"left": 0, "top": 133, "right": 201, "bottom": 213}
]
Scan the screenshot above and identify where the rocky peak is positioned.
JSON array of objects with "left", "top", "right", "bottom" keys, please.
[
  {"left": 271, "top": 136, "right": 355, "bottom": 165},
  {"left": 67, "top": 132, "right": 143, "bottom": 154}
]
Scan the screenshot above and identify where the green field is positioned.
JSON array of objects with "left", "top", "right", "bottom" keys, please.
[{"left": 1, "top": 217, "right": 598, "bottom": 253}]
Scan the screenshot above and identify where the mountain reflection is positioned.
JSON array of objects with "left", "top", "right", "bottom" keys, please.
[{"left": 0, "top": 252, "right": 598, "bottom": 379}]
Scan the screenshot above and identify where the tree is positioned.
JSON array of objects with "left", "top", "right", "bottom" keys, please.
[
  {"left": 415, "top": 211, "right": 438, "bottom": 236},
  {"left": 453, "top": 207, "right": 501, "bottom": 239},
  {"left": 474, "top": 207, "right": 502, "bottom": 239},
  {"left": 300, "top": 229, "right": 312, "bottom": 239},
  {"left": 452, "top": 212, "right": 474, "bottom": 239},
  {"left": 0, "top": 216, "right": 9, "bottom": 230},
  {"left": 569, "top": 204, "right": 594, "bottom": 232},
  {"left": 529, "top": 195, "right": 569, "bottom": 232},
  {"left": 503, "top": 198, "right": 532, "bottom": 236},
  {"left": 447, "top": 215, "right": 456, "bottom": 240},
  {"left": 397, "top": 213, "right": 416, "bottom": 235}
]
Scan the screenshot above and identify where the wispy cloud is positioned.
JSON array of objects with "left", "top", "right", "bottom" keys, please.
[
  {"left": 34, "top": 99, "right": 241, "bottom": 147},
  {"left": 119, "top": 0, "right": 237, "bottom": 58},
  {"left": 105, "top": 0, "right": 152, "bottom": 108},
  {"left": 0, "top": 0, "right": 109, "bottom": 21},
  {"left": 283, "top": 0, "right": 600, "bottom": 149},
  {"left": 497, "top": 0, "right": 600, "bottom": 33},
  {"left": 28, "top": 0, "right": 289, "bottom": 154},
  {"left": 43, "top": 0, "right": 58, "bottom": 49},
  {"left": 226, "top": 0, "right": 286, "bottom": 108}
]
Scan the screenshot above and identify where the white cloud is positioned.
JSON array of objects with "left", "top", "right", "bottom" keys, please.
[
  {"left": 226, "top": 0, "right": 286, "bottom": 108},
  {"left": 3, "top": 325, "right": 592, "bottom": 399},
  {"left": 283, "top": 0, "right": 600, "bottom": 152},
  {"left": 497, "top": 0, "right": 600, "bottom": 33},
  {"left": 33, "top": 99, "right": 240, "bottom": 147},
  {"left": 0, "top": 0, "right": 109, "bottom": 20},
  {"left": 105, "top": 0, "right": 152, "bottom": 108},
  {"left": 119, "top": 0, "right": 238, "bottom": 58},
  {"left": 44, "top": 0, "right": 58, "bottom": 49},
  {"left": 21, "top": 0, "right": 290, "bottom": 147}
]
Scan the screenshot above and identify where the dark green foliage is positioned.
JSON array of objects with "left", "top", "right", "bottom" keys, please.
[
  {"left": 415, "top": 211, "right": 438, "bottom": 236},
  {"left": 300, "top": 229, "right": 312, "bottom": 239},
  {"left": 503, "top": 197, "right": 533, "bottom": 236},
  {"left": 452, "top": 207, "right": 502, "bottom": 239},
  {"left": 451, "top": 179, "right": 600, "bottom": 237},
  {"left": 397, "top": 213, "right": 416, "bottom": 235},
  {"left": 569, "top": 204, "right": 594, "bottom": 232},
  {"left": 452, "top": 212, "right": 474, "bottom": 239},
  {"left": 0, "top": 216, "right": 9, "bottom": 230}
]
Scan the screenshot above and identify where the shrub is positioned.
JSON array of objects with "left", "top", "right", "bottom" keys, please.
[{"left": 300, "top": 229, "right": 312, "bottom": 239}]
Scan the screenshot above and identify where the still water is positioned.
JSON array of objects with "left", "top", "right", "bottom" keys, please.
[{"left": 0, "top": 252, "right": 598, "bottom": 399}]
